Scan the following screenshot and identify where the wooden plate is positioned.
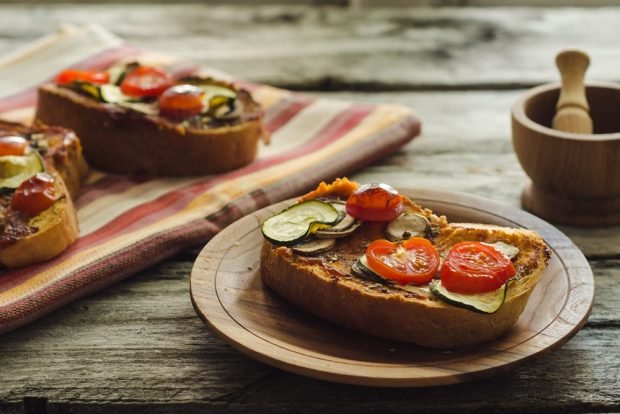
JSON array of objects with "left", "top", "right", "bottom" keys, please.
[{"left": 190, "top": 189, "right": 594, "bottom": 387}]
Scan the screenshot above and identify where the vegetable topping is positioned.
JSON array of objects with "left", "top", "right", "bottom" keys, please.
[
  {"left": 440, "top": 241, "right": 516, "bottom": 293},
  {"left": 365, "top": 238, "right": 440, "bottom": 285},
  {"left": 54, "top": 64, "right": 250, "bottom": 126},
  {"left": 0, "top": 136, "right": 29, "bottom": 156},
  {"left": 291, "top": 238, "right": 336, "bottom": 255},
  {"left": 346, "top": 183, "right": 404, "bottom": 222},
  {"left": 261, "top": 200, "right": 342, "bottom": 245},
  {"left": 386, "top": 212, "right": 433, "bottom": 242},
  {"left": 429, "top": 280, "right": 507, "bottom": 314},
  {"left": 55, "top": 69, "right": 110, "bottom": 86},
  {"left": 10, "top": 172, "right": 57, "bottom": 217},
  {"left": 159, "top": 84, "right": 205, "bottom": 120},
  {"left": 259, "top": 177, "right": 528, "bottom": 314},
  {"left": 0, "top": 152, "right": 46, "bottom": 190},
  {"left": 120, "top": 66, "right": 172, "bottom": 98}
]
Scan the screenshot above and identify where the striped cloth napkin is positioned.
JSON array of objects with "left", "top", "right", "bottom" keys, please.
[{"left": 0, "top": 25, "right": 421, "bottom": 334}]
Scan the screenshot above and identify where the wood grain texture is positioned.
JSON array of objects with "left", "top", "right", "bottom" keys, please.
[
  {"left": 0, "top": 3, "right": 619, "bottom": 412},
  {"left": 0, "top": 87, "right": 617, "bottom": 408},
  {"left": 316, "top": 90, "right": 620, "bottom": 257},
  {"left": 512, "top": 82, "right": 620, "bottom": 226},
  {"left": 552, "top": 50, "right": 592, "bottom": 134},
  {"left": 190, "top": 189, "right": 593, "bottom": 386},
  {"left": 0, "top": 249, "right": 616, "bottom": 413},
  {"left": 0, "top": 87, "right": 617, "bottom": 411},
  {"left": 1, "top": 5, "right": 620, "bottom": 90}
]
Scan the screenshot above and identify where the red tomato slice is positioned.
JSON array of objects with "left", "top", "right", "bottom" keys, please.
[
  {"left": 10, "top": 173, "right": 57, "bottom": 217},
  {"left": 366, "top": 238, "right": 440, "bottom": 285},
  {"left": 440, "top": 242, "right": 516, "bottom": 293},
  {"left": 0, "top": 136, "right": 29, "bottom": 156},
  {"left": 159, "top": 84, "right": 205, "bottom": 119},
  {"left": 346, "top": 183, "right": 404, "bottom": 222},
  {"left": 120, "top": 66, "right": 172, "bottom": 98},
  {"left": 55, "top": 69, "right": 109, "bottom": 85}
]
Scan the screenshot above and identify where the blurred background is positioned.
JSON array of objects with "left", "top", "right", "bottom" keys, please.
[{"left": 1, "top": 0, "right": 619, "bottom": 93}]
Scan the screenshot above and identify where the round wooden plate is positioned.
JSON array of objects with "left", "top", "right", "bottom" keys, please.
[{"left": 190, "top": 188, "right": 594, "bottom": 387}]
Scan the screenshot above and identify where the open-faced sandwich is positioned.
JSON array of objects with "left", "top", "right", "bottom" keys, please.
[
  {"left": 0, "top": 120, "right": 88, "bottom": 268},
  {"left": 260, "top": 178, "right": 550, "bottom": 349},
  {"left": 35, "top": 62, "right": 268, "bottom": 176}
]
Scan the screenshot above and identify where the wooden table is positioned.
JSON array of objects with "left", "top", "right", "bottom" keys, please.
[{"left": 1, "top": 4, "right": 619, "bottom": 413}]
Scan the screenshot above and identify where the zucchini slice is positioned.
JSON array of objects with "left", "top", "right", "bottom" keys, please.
[
  {"left": 209, "top": 95, "right": 237, "bottom": 118},
  {"left": 196, "top": 84, "right": 237, "bottom": 100},
  {"left": 292, "top": 238, "right": 336, "bottom": 255},
  {"left": 76, "top": 82, "right": 102, "bottom": 100},
  {"left": 314, "top": 202, "right": 359, "bottom": 238},
  {"left": 386, "top": 212, "right": 432, "bottom": 242},
  {"left": 99, "top": 84, "right": 130, "bottom": 104},
  {"left": 78, "top": 84, "right": 155, "bottom": 114},
  {"left": 429, "top": 280, "right": 507, "bottom": 314},
  {"left": 314, "top": 220, "right": 361, "bottom": 239},
  {"left": 484, "top": 241, "right": 519, "bottom": 260},
  {"left": 351, "top": 255, "right": 385, "bottom": 283},
  {"left": 106, "top": 62, "right": 138, "bottom": 86},
  {"left": 0, "top": 152, "right": 45, "bottom": 190},
  {"left": 261, "top": 200, "right": 342, "bottom": 245}
]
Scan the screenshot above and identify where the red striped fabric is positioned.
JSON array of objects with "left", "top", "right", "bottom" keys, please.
[{"left": 0, "top": 27, "right": 421, "bottom": 334}]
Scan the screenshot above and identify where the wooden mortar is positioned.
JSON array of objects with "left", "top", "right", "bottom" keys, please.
[{"left": 512, "top": 82, "right": 620, "bottom": 226}]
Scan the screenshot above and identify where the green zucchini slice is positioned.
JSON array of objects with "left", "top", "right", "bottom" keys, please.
[
  {"left": 261, "top": 200, "right": 342, "bottom": 245},
  {"left": 291, "top": 238, "right": 336, "bottom": 255},
  {"left": 484, "top": 241, "right": 519, "bottom": 260},
  {"left": 0, "top": 152, "right": 45, "bottom": 190},
  {"left": 194, "top": 84, "right": 237, "bottom": 100},
  {"left": 386, "top": 212, "right": 430, "bottom": 241},
  {"left": 107, "top": 62, "right": 138, "bottom": 86},
  {"left": 430, "top": 280, "right": 507, "bottom": 314},
  {"left": 77, "top": 83, "right": 154, "bottom": 112},
  {"left": 99, "top": 84, "right": 129, "bottom": 104},
  {"left": 351, "top": 255, "right": 385, "bottom": 283},
  {"left": 76, "top": 82, "right": 102, "bottom": 100}
]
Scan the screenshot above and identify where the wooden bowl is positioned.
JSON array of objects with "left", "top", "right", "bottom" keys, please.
[{"left": 511, "top": 82, "right": 620, "bottom": 226}]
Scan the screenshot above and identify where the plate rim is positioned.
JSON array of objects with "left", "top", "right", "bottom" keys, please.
[{"left": 190, "top": 188, "right": 594, "bottom": 387}]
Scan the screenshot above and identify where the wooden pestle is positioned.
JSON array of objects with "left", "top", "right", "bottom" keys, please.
[{"left": 552, "top": 49, "right": 593, "bottom": 134}]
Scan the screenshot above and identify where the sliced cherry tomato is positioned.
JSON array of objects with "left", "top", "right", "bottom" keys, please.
[
  {"left": 366, "top": 238, "right": 440, "bottom": 285},
  {"left": 159, "top": 84, "right": 205, "bottom": 120},
  {"left": 120, "top": 66, "right": 172, "bottom": 98},
  {"left": 10, "top": 173, "right": 57, "bottom": 217},
  {"left": 440, "top": 241, "right": 516, "bottom": 294},
  {"left": 55, "top": 69, "right": 110, "bottom": 85},
  {"left": 346, "top": 183, "right": 404, "bottom": 222},
  {"left": 0, "top": 136, "right": 29, "bottom": 156}
]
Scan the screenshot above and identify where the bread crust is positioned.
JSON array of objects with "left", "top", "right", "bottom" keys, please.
[
  {"left": 35, "top": 83, "right": 266, "bottom": 176},
  {"left": 260, "top": 203, "right": 550, "bottom": 349},
  {"left": 0, "top": 176, "right": 78, "bottom": 268},
  {"left": 0, "top": 121, "right": 87, "bottom": 268},
  {"left": 0, "top": 120, "right": 88, "bottom": 198}
]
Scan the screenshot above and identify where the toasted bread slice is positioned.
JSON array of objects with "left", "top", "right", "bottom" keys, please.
[
  {"left": 0, "top": 174, "right": 78, "bottom": 268},
  {"left": 0, "top": 121, "right": 88, "bottom": 268},
  {"left": 260, "top": 191, "right": 550, "bottom": 349},
  {"left": 35, "top": 76, "right": 267, "bottom": 176},
  {"left": 0, "top": 120, "right": 88, "bottom": 198}
]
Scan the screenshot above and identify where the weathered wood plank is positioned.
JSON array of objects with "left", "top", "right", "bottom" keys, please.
[
  {"left": 2, "top": 0, "right": 620, "bottom": 6},
  {"left": 330, "top": 90, "right": 620, "bottom": 257},
  {"left": 0, "top": 89, "right": 614, "bottom": 412},
  {"left": 1, "top": 0, "right": 619, "bottom": 6},
  {"left": 0, "top": 4, "right": 617, "bottom": 409},
  {"left": 0, "top": 254, "right": 616, "bottom": 412},
  {"left": 0, "top": 5, "right": 619, "bottom": 89}
]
